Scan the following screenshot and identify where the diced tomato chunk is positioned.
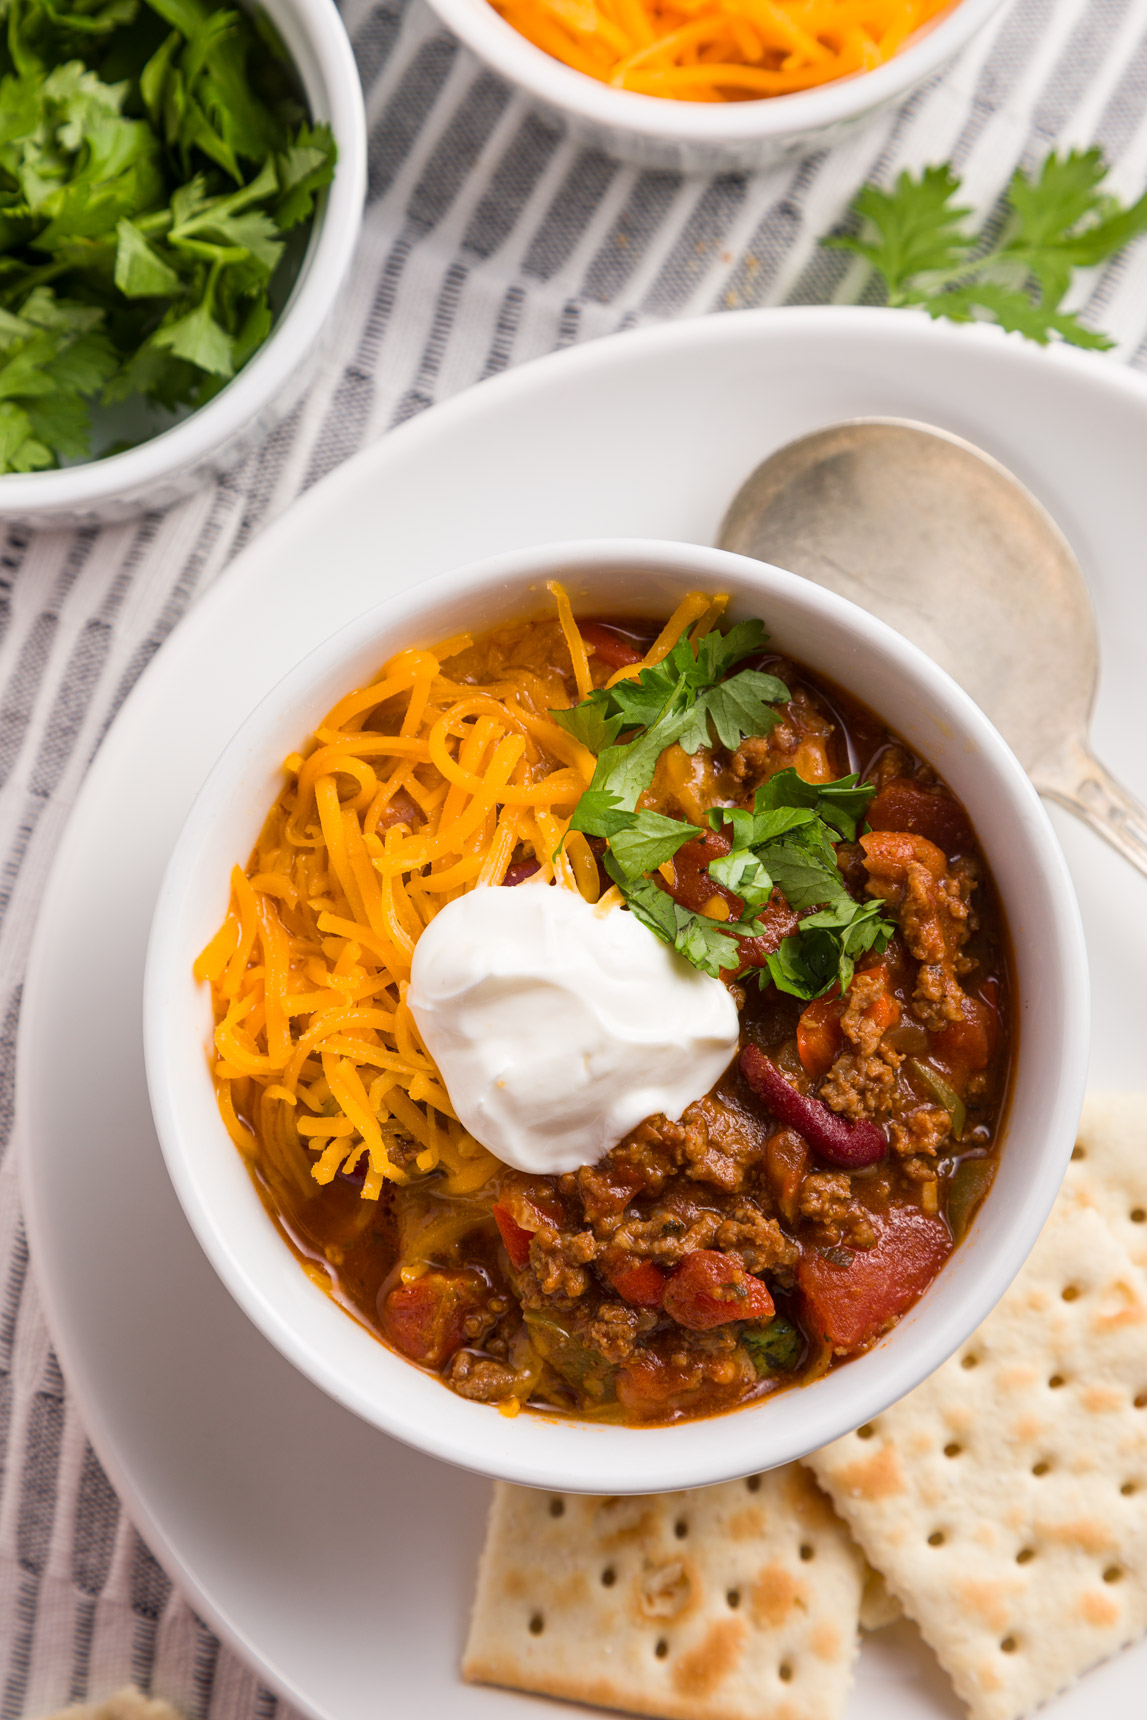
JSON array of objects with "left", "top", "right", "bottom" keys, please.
[
  {"left": 662, "top": 829, "right": 797, "bottom": 969},
  {"left": 577, "top": 620, "right": 648, "bottom": 670},
  {"left": 662, "top": 1250, "right": 774, "bottom": 1331},
  {"left": 616, "top": 1350, "right": 695, "bottom": 1418},
  {"left": 492, "top": 1203, "right": 533, "bottom": 1269},
  {"left": 932, "top": 992, "right": 998, "bottom": 1076},
  {"left": 599, "top": 1254, "right": 667, "bottom": 1307},
  {"left": 797, "top": 991, "right": 845, "bottom": 1078},
  {"left": 732, "top": 891, "right": 800, "bottom": 967},
  {"left": 664, "top": 829, "right": 740, "bottom": 918},
  {"left": 866, "top": 779, "right": 973, "bottom": 857},
  {"left": 381, "top": 1271, "right": 484, "bottom": 1367},
  {"left": 797, "top": 1206, "right": 952, "bottom": 1352}
]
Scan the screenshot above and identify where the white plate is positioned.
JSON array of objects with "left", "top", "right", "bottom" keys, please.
[{"left": 19, "top": 306, "right": 1147, "bottom": 1720}]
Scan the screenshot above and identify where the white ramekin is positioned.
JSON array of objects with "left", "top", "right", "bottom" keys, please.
[
  {"left": 425, "top": 0, "right": 1008, "bottom": 172},
  {"left": 3, "top": 0, "right": 365, "bottom": 529},
  {"left": 144, "top": 537, "right": 1089, "bottom": 1495}
]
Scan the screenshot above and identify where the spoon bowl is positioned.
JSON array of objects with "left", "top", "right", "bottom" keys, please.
[{"left": 718, "top": 418, "right": 1147, "bottom": 879}]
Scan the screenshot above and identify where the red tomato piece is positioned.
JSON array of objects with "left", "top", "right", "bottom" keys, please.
[
  {"left": 866, "top": 779, "right": 973, "bottom": 858},
  {"left": 577, "top": 620, "right": 648, "bottom": 670},
  {"left": 492, "top": 1203, "right": 533, "bottom": 1269},
  {"left": 662, "top": 830, "right": 798, "bottom": 969},
  {"left": 797, "top": 1206, "right": 953, "bottom": 1352},
  {"left": 732, "top": 891, "right": 800, "bottom": 967},
  {"left": 599, "top": 1254, "right": 667, "bottom": 1307},
  {"left": 932, "top": 992, "right": 998, "bottom": 1076},
  {"left": 381, "top": 1271, "right": 483, "bottom": 1367},
  {"left": 664, "top": 828, "right": 740, "bottom": 918},
  {"left": 662, "top": 1250, "right": 774, "bottom": 1331},
  {"left": 796, "top": 992, "right": 845, "bottom": 1078},
  {"left": 615, "top": 1350, "right": 695, "bottom": 1418}
]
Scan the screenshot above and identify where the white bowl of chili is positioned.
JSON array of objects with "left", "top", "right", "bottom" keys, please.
[
  {"left": 145, "top": 536, "right": 1088, "bottom": 1494},
  {"left": 423, "top": 0, "right": 1009, "bottom": 173}
]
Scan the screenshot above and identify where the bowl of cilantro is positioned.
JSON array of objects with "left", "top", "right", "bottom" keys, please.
[{"left": 0, "top": 0, "right": 365, "bottom": 525}]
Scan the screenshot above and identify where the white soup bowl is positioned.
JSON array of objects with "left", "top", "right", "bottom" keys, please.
[{"left": 144, "top": 537, "right": 1088, "bottom": 1493}]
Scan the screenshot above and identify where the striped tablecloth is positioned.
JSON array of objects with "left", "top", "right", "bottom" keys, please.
[{"left": 4, "top": 0, "right": 1147, "bottom": 1713}]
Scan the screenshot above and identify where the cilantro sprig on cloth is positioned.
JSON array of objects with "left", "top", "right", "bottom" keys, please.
[
  {"left": 552, "top": 623, "right": 893, "bottom": 995},
  {"left": 826, "top": 149, "right": 1147, "bottom": 349},
  {"left": 0, "top": 0, "right": 336, "bottom": 472}
]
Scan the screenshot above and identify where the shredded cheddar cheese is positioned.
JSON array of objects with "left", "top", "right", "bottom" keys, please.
[
  {"left": 490, "top": 0, "right": 952, "bottom": 100},
  {"left": 197, "top": 588, "right": 712, "bottom": 1207}
]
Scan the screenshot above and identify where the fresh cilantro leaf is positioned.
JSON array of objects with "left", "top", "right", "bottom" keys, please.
[
  {"left": 586, "top": 707, "right": 692, "bottom": 815},
  {"left": 0, "top": 400, "right": 51, "bottom": 471},
  {"left": 274, "top": 123, "right": 336, "bottom": 229},
  {"left": 607, "top": 860, "right": 760, "bottom": 981},
  {"left": 114, "top": 218, "right": 182, "bottom": 296},
  {"left": 827, "top": 149, "right": 1147, "bottom": 348},
  {"left": 753, "top": 840, "right": 845, "bottom": 913},
  {"left": 150, "top": 279, "right": 234, "bottom": 375},
  {"left": 558, "top": 617, "right": 893, "bottom": 994},
  {"left": 708, "top": 803, "right": 815, "bottom": 846},
  {"left": 677, "top": 667, "right": 788, "bottom": 754},
  {"left": 921, "top": 281, "right": 1112, "bottom": 350},
  {"left": 608, "top": 862, "right": 680, "bottom": 948},
  {"left": 702, "top": 668, "right": 789, "bottom": 750},
  {"left": 825, "top": 165, "right": 974, "bottom": 303},
  {"left": 690, "top": 618, "right": 771, "bottom": 683},
  {"left": 765, "top": 898, "right": 893, "bottom": 1000},
  {"left": 567, "top": 791, "right": 633, "bottom": 840},
  {"left": 550, "top": 698, "right": 625, "bottom": 755},
  {"left": 674, "top": 908, "right": 748, "bottom": 979},
  {"left": 608, "top": 811, "right": 696, "bottom": 879},
  {"left": 707, "top": 846, "right": 773, "bottom": 914},
  {"left": 753, "top": 770, "right": 875, "bottom": 841}
]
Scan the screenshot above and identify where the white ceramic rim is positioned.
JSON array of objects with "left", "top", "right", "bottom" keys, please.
[
  {"left": 424, "top": 0, "right": 1008, "bottom": 145},
  {"left": 144, "top": 534, "right": 1089, "bottom": 1494},
  {"left": 0, "top": 0, "right": 366, "bottom": 515}
]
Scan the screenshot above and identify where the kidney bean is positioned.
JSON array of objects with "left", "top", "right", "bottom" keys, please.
[{"left": 740, "top": 1044, "right": 887, "bottom": 1169}]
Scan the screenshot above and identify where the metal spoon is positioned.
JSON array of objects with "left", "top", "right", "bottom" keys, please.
[{"left": 717, "top": 417, "right": 1147, "bottom": 880}]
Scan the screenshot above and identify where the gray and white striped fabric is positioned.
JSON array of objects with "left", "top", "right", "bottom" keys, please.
[{"left": 3, "top": 0, "right": 1147, "bottom": 1712}]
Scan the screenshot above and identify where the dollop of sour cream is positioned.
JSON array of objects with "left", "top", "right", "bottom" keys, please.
[{"left": 408, "top": 883, "right": 740, "bottom": 1176}]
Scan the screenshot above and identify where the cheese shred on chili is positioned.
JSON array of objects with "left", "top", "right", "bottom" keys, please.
[
  {"left": 197, "top": 589, "right": 711, "bottom": 1202},
  {"left": 489, "top": 0, "right": 951, "bottom": 100}
]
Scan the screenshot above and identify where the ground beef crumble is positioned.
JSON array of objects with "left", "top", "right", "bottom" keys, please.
[{"left": 798, "top": 1172, "right": 878, "bottom": 1250}]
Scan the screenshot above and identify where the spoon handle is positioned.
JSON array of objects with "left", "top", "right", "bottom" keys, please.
[{"left": 1036, "top": 742, "right": 1147, "bottom": 881}]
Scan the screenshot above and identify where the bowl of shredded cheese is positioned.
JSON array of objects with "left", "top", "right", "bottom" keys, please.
[{"left": 423, "top": 0, "right": 1006, "bottom": 170}]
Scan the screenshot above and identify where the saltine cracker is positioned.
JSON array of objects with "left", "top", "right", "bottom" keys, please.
[
  {"left": 809, "top": 1202, "right": 1147, "bottom": 1720},
  {"left": 463, "top": 1464, "right": 863, "bottom": 1720}
]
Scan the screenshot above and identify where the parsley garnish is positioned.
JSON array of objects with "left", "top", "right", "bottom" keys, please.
[
  {"left": 825, "top": 150, "right": 1147, "bottom": 349},
  {"left": 553, "top": 624, "right": 894, "bottom": 994},
  {"left": 705, "top": 771, "right": 894, "bottom": 999},
  {"left": 0, "top": 0, "right": 336, "bottom": 471}
]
